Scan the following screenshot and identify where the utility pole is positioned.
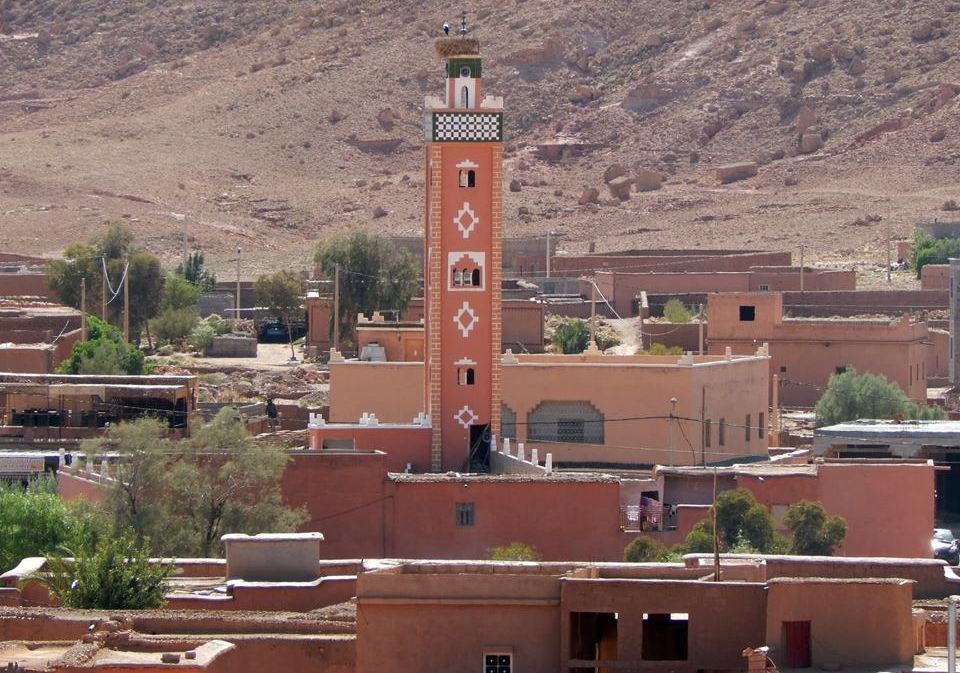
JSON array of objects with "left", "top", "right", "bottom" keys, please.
[
  {"left": 235, "top": 247, "right": 242, "bottom": 320},
  {"left": 886, "top": 218, "right": 892, "bottom": 284},
  {"left": 122, "top": 260, "right": 129, "bottom": 343},
  {"left": 668, "top": 397, "right": 677, "bottom": 456},
  {"left": 589, "top": 282, "right": 597, "bottom": 347},
  {"left": 712, "top": 467, "right": 721, "bottom": 582},
  {"left": 799, "top": 245, "right": 805, "bottom": 293},
  {"left": 80, "top": 277, "right": 87, "bottom": 341},
  {"left": 545, "top": 231, "right": 552, "bottom": 279},
  {"left": 698, "top": 303, "right": 704, "bottom": 355},
  {"left": 101, "top": 258, "right": 107, "bottom": 321},
  {"left": 333, "top": 263, "right": 341, "bottom": 352}
]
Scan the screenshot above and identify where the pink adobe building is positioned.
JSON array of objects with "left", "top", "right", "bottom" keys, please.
[{"left": 707, "top": 292, "right": 928, "bottom": 406}]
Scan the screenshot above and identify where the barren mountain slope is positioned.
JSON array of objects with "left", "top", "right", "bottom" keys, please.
[{"left": 0, "top": 0, "right": 959, "bottom": 276}]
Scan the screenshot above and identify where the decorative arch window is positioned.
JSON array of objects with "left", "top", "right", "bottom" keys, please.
[
  {"left": 527, "top": 401, "right": 604, "bottom": 444},
  {"left": 471, "top": 268, "right": 481, "bottom": 286},
  {"left": 461, "top": 269, "right": 472, "bottom": 286},
  {"left": 460, "top": 85, "right": 469, "bottom": 108},
  {"left": 458, "top": 169, "right": 476, "bottom": 188},
  {"left": 501, "top": 405, "right": 517, "bottom": 439},
  {"left": 452, "top": 268, "right": 463, "bottom": 286},
  {"left": 457, "top": 367, "right": 476, "bottom": 385}
]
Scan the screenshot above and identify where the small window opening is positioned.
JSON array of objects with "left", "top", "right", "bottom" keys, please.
[
  {"left": 739, "top": 305, "right": 756, "bottom": 321},
  {"left": 456, "top": 502, "right": 474, "bottom": 526},
  {"left": 704, "top": 419, "right": 711, "bottom": 448},
  {"left": 460, "top": 66, "right": 471, "bottom": 78},
  {"left": 759, "top": 412, "right": 765, "bottom": 440},
  {"left": 570, "top": 612, "right": 618, "bottom": 662},
  {"left": 483, "top": 653, "right": 511, "bottom": 673},
  {"left": 466, "top": 368, "right": 475, "bottom": 385},
  {"left": 641, "top": 613, "right": 688, "bottom": 661},
  {"left": 719, "top": 418, "right": 726, "bottom": 446},
  {"left": 745, "top": 414, "right": 751, "bottom": 442},
  {"left": 459, "top": 169, "right": 476, "bottom": 188},
  {"left": 779, "top": 366, "right": 787, "bottom": 373},
  {"left": 452, "top": 268, "right": 463, "bottom": 286},
  {"left": 472, "top": 268, "right": 481, "bottom": 286},
  {"left": 458, "top": 367, "right": 476, "bottom": 385},
  {"left": 460, "top": 85, "right": 469, "bottom": 108},
  {"left": 758, "top": 284, "right": 770, "bottom": 291}
]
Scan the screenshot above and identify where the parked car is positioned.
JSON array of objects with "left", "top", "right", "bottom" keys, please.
[
  {"left": 260, "top": 321, "right": 289, "bottom": 342},
  {"left": 932, "top": 528, "right": 959, "bottom": 565}
]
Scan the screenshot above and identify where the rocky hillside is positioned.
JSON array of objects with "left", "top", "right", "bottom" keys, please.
[{"left": 1, "top": 0, "right": 959, "bottom": 276}]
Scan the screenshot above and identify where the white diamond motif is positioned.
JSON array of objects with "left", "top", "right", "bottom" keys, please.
[
  {"left": 454, "top": 202, "right": 478, "bottom": 239},
  {"left": 453, "top": 301, "right": 479, "bottom": 337},
  {"left": 454, "top": 405, "right": 478, "bottom": 429}
]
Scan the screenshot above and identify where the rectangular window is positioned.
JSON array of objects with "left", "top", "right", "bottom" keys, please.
[
  {"left": 641, "top": 613, "right": 688, "bottom": 661},
  {"left": 719, "top": 419, "right": 726, "bottom": 446},
  {"left": 739, "top": 305, "right": 756, "bottom": 321},
  {"left": 570, "top": 612, "right": 618, "bottom": 662},
  {"left": 557, "top": 418, "right": 585, "bottom": 443},
  {"left": 758, "top": 283, "right": 770, "bottom": 291},
  {"left": 759, "top": 412, "right": 765, "bottom": 440},
  {"left": 745, "top": 414, "right": 751, "bottom": 442},
  {"left": 483, "top": 652, "right": 512, "bottom": 673},
  {"left": 456, "top": 502, "right": 474, "bottom": 527},
  {"left": 835, "top": 365, "right": 847, "bottom": 375},
  {"left": 779, "top": 365, "right": 787, "bottom": 373},
  {"left": 704, "top": 419, "right": 711, "bottom": 448}
]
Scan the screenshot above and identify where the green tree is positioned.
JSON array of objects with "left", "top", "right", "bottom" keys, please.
[
  {"left": 685, "top": 488, "right": 777, "bottom": 553},
  {"left": 160, "top": 274, "right": 201, "bottom": 311},
  {"left": 488, "top": 542, "right": 542, "bottom": 561},
  {"left": 175, "top": 252, "right": 217, "bottom": 292},
  {"left": 255, "top": 270, "right": 303, "bottom": 359},
  {"left": 48, "top": 223, "right": 165, "bottom": 344},
  {"left": 151, "top": 275, "right": 201, "bottom": 345},
  {"left": 97, "top": 409, "right": 306, "bottom": 557},
  {"left": 57, "top": 315, "right": 146, "bottom": 375},
  {"left": 663, "top": 298, "right": 693, "bottom": 323},
  {"left": 814, "top": 368, "right": 945, "bottom": 426},
  {"left": 911, "top": 229, "right": 960, "bottom": 277},
  {"left": 40, "top": 533, "right": 171, "bottom": 609},
  {"left": 783, "top": 500, "right": 847, "bottom": 556},
  {"left": 313, "top": 231, "right": 419, "bottom": 339},
  {"left": 551, "top": 318, "right": 590, "bottom": 354},
  {"left": 623, "top": 535, "right": 668, "bottom": 562},
  {"left": 0, "top": 476, "right": 105, "bottom": 572}
]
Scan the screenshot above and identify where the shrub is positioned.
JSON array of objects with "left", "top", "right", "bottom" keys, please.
[
  {"left": 152, "top": 307, "right": 199, "bottom": 344},
  {"left": 551, "top": 318, "right": 590, "bottom": 354},
  {"left": 58, "top": 316, "right": 146, "bottom": 375},
  {"left": 489, "top": 542, "right": 541, "bottom": 561},
  {"left": 40, "top": 533, "right": 171, "bottom": 609},
  {"left": 663, "top": 298, "right": 693, "bottom": 323},
  {"left": 783, "top": 500, "right": 847, "bottom": 555},
  {"left": 685, "top": 488, "right": 776, "bottom": 553},
  {"left": 189, "top": 323, "right": 216, "bottom": 353},
  {"left": 911, "top": 229, "right": 960, "bottom": 277},
  {"left": 814, "top": 368, "right": 945, "bottom": 426},
  {"left": 623, "top": 535, "right": 667, "bottom": 562},
  {"left": 645, "top": 343, "right": 684, "bottom": 355}
]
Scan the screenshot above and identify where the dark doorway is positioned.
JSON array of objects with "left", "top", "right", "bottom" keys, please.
[
  {"left": 783, "top": 621, "right": 811, "bottom": 668},
  {"left": 570, "top": 612, "right": 618, "bottom": 667},
  {"left": 933, "top": 453, "right": 960, "bottom": 515},
  {"left": 469, "top": 424, "right": 491, "bottom": 472}
]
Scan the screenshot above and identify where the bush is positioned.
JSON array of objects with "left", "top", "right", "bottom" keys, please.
[
  {"left": 189, "top": 323, "right": 216, "bottom": 353},
  {"left": 783, "top": 500, "right": 847, "bottom": 555},
  {"left": 645, "top": 343, "right": 684, "bottom": 355},
  {"left": 489, "top": 542, "right": 541, "bottom": 561},
  {"left": 40, "top": 533, "right": 171, "bottom": 609},
  {"left": 58, "top": 316, "right": 146, "bottom": 375},
  {"left": 685, "top": 488, "right": 776, "bottom": 553},
  {"left": 814, "top": 368, "right": 945, "bottom": 426},
  {"left": 152, "top": 307, "right": 199, "bottom": 344},
  {"left": 911, "top": 229, "right": 960, "bottom": 277},
  {"left": 551, "top": 319, "right": 590, "bottom": 354},
  {"left": 663, "top": 298, "right": 693, "bottom": 323},
  {"left": 623, "top": 535, "right": 668, "bottom": 562}
]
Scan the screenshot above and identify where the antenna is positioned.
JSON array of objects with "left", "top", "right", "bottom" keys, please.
[{"left": 459, "top": 11, "right": 468, "bottom": 36}]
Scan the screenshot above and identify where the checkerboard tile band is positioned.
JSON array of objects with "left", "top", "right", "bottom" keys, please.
[{"left": 431, "top": 112, "right": 503, "bottom": 142}]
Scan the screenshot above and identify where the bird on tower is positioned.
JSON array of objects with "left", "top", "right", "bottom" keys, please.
[{"left": 442, "top": 22, "right": 450, "bottom": 36}]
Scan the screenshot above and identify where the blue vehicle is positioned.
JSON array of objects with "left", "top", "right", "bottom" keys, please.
[{"left": 932, "top": 528, "right": 959, "bottom": 565}]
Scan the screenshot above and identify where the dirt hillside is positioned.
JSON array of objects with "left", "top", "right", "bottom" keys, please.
[{"left": 1, "top": 0, "right": 959, "bottom": 277}]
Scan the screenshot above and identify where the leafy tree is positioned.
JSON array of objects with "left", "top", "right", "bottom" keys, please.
[
  {"left": 685, "top": 488, "right": 778, "bottom": 553},
  {"left": 40, "top": 533, "right": 171, "bottom": 609},
  {"left": 255, "top": 270, "right": 303, "bottom": 359},
  {"left": 814, "top": 368, "right": 945, "bottom": 427},
  {"left": 313, "top": 231, "right": 419, "bottom": 339},
  {"left": 911, "top": 229, "right": 960, "bottom": 277},
  {"left": 57, "top": 315, "right": 146, "bottom": 375},
  {"left": 48, "top": 223, "right": 165, "bottom": 344},
  {"left": 0, "top": 476, "right": 105, "bottom": 572},
  {"left": 175, "top": 252, "right": 217, "bottom": 292},
  {"left": 783, "top": 500, "right": 847, "bottom": 556},
  {"left": 663, "top": 298, "right": 693, "bottom": 323},
  {"left": 152, "top": 308, "right": 199, "bottom": 345},
  {"left": 96, "top": 409, "right": 306, "bottom": 557},
  {"left": 551, "top": 318, "right": 590, "bottom": 354},
  {"left": 160, "top": 275, "right": 201, "bottom": 311},
  {"left": 488, "top": 542, "right": 542, "bottom": 561},
  {"left": 623, "top": 535, "right": 668, "bottom": 562}
]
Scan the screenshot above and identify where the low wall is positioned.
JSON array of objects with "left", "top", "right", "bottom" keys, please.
[
  {"left": 207, "top": 336, "right": 257, "bottom": 358},
  {"left": 640, "top": 321, "right": 704, "bottom": 352}
]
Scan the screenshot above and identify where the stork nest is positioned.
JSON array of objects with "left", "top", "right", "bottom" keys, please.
[{"left": 434, "top": 37, "right": 480, "bottom": 58}]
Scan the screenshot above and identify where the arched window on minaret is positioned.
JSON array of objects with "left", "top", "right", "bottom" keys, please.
[
  {"left": 465, "top": 368, "right": 475, "bottom": 385},
  {"left": 471, "top": 268, "right": 481, "bottom": 286},
  {"left": 460, "top": 85, "right": 469, "bottom": 108},
  {"left": 459, "top": 169, "right": 476, "bottom": 188},
  {"left": 461, "top": 269, "right": 472, "bottom": 286},
  {"left": 452, "top": 268, "right": 462, "bottom": 286}
]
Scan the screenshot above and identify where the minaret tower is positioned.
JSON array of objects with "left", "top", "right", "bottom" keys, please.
[{"left": 423, "top": 33, "right": 504, "bottom": 472}]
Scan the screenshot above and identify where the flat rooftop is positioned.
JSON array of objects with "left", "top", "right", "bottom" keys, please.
[{"left": 816, "top": 419, "right": 960, "bottom": 440}]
